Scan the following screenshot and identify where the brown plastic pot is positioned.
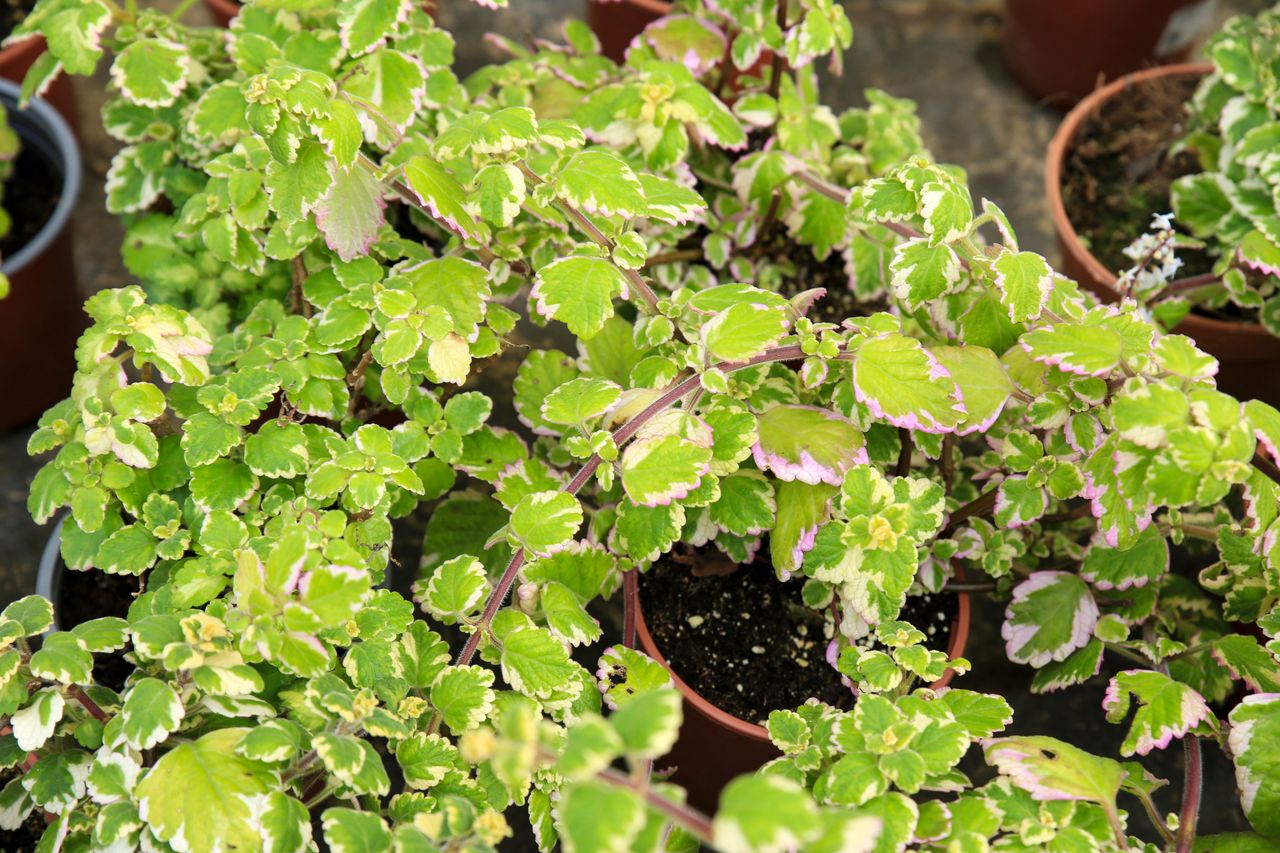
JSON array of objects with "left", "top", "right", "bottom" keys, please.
[
  {"left": 1047, "top": 63, "right": 1280, "bottom": 405},
  {"left": 1002, "top": 0, "right": 1216, "bottom": 107},
  {"left": 0, "top": 78, "right": 83, "bottom": 433},
  {"left": 634, "top": 569, "right": 971, "bottom": 814},
  {"left": 0, "top": 37, "right": 77, "bottom": 131}
]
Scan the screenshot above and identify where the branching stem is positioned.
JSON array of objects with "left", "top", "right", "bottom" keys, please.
[{"left": 1175, "top": 736, "right": 1202, "bottom": 853}]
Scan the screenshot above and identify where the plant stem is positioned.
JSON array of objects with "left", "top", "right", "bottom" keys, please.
[
  {"left": 767, "top": 0, "right": 788, "bottom": 100},
  {"left": 896, "top": 428, "right": 913, "bottom": 477},
  {"left": 1175, "top": 735, "right": 1202, "bottom": 853},
  {"left": 1253, "top": 451, "right": 1280, "bottom": 488},
  {"left": 346, "top": 350, "right": 374, "bottom": 419},
  {"left": 623, "top": 569, "right": 639, "bottom": 649},
  {"left": 941, "top": 434, "right": 954, "bottom": 495},
  {"left": 68, "top": 685, "right": 108, "bottom": 723},
  {"left": 1136, "top": 789, "right": 1176, "bottom": 846},
  {"left": 1152, "top": 272, "right": 1220, "bottom": 303},
  {"left": 943, "top": 489, "right": 997, "bottom": 534},
  {"left": 643, "top": 248, "right": 704, "bottom": 269}
]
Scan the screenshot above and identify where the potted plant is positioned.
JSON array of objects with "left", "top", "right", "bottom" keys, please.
[
  {"left": 1001, "top": 0, "right": 1217, "bottom": 107},
  {"left": 6, "top": 1, "right": 1280, "bottom": 852},
  {"left": 1047, "top": 7, "right": 1280, "bottom": 405},
  {"left": 0, "top": 2, "right": 76, "bottom": 127},
  {"left": 0, "top": 79, "right": 82, "bottom": 432}
]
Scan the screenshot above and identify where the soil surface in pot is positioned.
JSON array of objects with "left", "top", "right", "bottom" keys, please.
[
  {"left": 55, "top": 567, "right": 141, "bottom": 691},
  {"left": 0, "top": 0, "right": 34, "bottom": 42},
  {"left": 641, "top": 545, "right": 957, "bottom": 724},
  {"left": 0, "top": 765, "right": 45, "bottom": 849},
  {"left": 1060, "top": 73, "right": 1210, "bottom": 279},
  {"left": 0, "top": 142, "right": 60, "bottom": 261}
]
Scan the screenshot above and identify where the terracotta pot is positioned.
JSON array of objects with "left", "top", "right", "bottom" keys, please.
[
  {"left": 1002, "top": 0, "right": 1216, "bottom": 107},
  {"left": 586, "top": 0, "right": 671, "bottom": 63},
  {"left": 204, "top": 0, "right": 240, "bottom": 27},
  {"left": 0, "top": 36, "right": 77, "bottom": 131},
  {"left": 0, "top": 79, "right": 83, "bottom": 433},
  {"left": 1046, "top": 63, "right": 1280, "bottom": 405},
  {"left": 634, "top": 569, "right": 971, "bottom": 814}
]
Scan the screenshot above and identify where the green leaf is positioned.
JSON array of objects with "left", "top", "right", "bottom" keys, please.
[
  {"left": 1103, "top": 669, "right": 1210, "bottom": 756},
  {"left": 28, "top": 632, "right": 93, "bottom": 685},
  {"left": 992, "top": 250, "right": 1053, "bottom": 323},
  {"left": 136, "top": 729, "right": 275, "bottom": 853},
  {"left": 510, "top": 491, "right": 583, "bottom": 556},
  {"left": 1022, "top": 323, "right": 1125, "bottom": 377},
  {"left": 265, "top": 141, "right": 330, "bottom": 221},
  {"left": 337, "top": 0, "right": 409, "bottom": 55},
  {"left": 772, "top": 481, "right": 836, "bottom": 574},
  {"left": 753, "top": 405, "right": 865, "bottom": 486},
  {"left": 1031, "top": 640, "right": 1104, "bottom": 694},
  {"left": 710, "top": 469, "right": 776, "bottom": 536},
  {"left": 532, "top": 257, "right": 629, "bottom": 339},
  {"left": 396, "top": 733, "right": 461, "bottom": 790},
  {"left": 72, "top": 617, "right": 129, "bottom": 653},
  {"left": 110, "top": 38, "right": 191, "bottom": 108},
  {"left": 1171, "top": 172, "right": 1233, "bottom": 235},
  {"left": 985, "top": 736, "right": 1126, "bottom": 805},
  {"left": 639, "top": 174, "right": 706, "bottom": 224},
  {"left": 420, "top": 556, "right": 489, "bottom": 623},
  {"left": 316, "top": 165, "right": 385, "bottom": 263},
  {"left": 714, "top": 775, "right": 820, "bottom": 853},
  {"left": 301, "top": 564, "right": 372, "bottom": 626},
  {"left": 182, "top": 413, "right": 242, "bottom": 467},
  {"left": 2, "top": 595, "right": 54, "bottom": 636},
  {"left": 610, "top": 688, "right": 681, "bottom": 759},
  {"left": 122, "top": 678, "right": 184, "bottom": 751},
  {"left": 470, "top": 162, "right": 525, "bottom": 227},
  {"left": 1212, "top": 635, "right": 1280, "bottom": 694},
  {"left": 541, "top": 378, "right": 621, "bottom": 427},
  {"left": 1228, "top": 694, "right": 1280, "bottom": 837},
  {"left": 95, "top": 524, "right": 158, "bottom": 575},
  {"left": 1003, "top": 572, "right": 1099, "bottom": 667},
  {"left": 889, "top": 238, "right": 962, "bottom": 308},
  {"left": 190, "top": 459, "right": 258, "bottom": 512},
  {"left": 1081, "top": 527, "right": 1169, "bottom": 591},
  {"left": 541, "top": 581, "right": 601, "bottom": 646},
  {"left": 500, "top": 625, "right": 578, "bottom": 700},
  {"left": 621, "top": 434, "right": 711, "bottom": 507},
  {"left": 111, "top": 383, "right": 166, "bottom": 422},
  {"left": 560, "top": 781, "right": 644, "bottom": 853},
  {"left": 555, "top": 149, "right": 646, "bottom": 218},
  {"left": 919, "top": 181, "right": 972, "bottom": 244},
  {"left": 429, "top": 665, "right": 495, "bottom": 733},
  {"left": 703, "top": 302, "right": 789, "bottom": 363},
  {"left": 853, "top": 333, "right": 964, "bottom": 433},
  {"left": 244, "top": 421, "right": 309, "bottom": 479},
  {"left": 322, "top": 808, "right": 392, "bottom": 853},
  {"left": 403, "top": 156, "right": 482, "bottom": 240},
  {"left": 929, "top": 346, "right": 1013, "bottom": 434},
  {"left": 613, "top": 499, "right": 685, "bottom": 562}
]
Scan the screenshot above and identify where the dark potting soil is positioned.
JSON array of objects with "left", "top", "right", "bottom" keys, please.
[
  {"left": 640, "top": 547, "right": 958, "bottom": 725},
  {"left": 1060, "top": 73, "right": 1212, "bottom": 279},
  {"left": 0, "top": 766, "right": 46, "bottom": 850},
  {"left": 0, "top": 143, "right": 60, "bottom": 262},
  {"left": 772, "top": 241, "right": 890, "bottom": 326},
  {"left": 54, "top": 567, "right": 141, "bottom": 692},
  {"left": 0, "top": 0, "right": 34, "bottom": 42}
]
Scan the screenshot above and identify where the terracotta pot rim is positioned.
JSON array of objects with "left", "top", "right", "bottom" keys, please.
[
  {"left": 204, "top": 0, "right": 241, "bottom": 14},
  {"left": 634, "top": 564, "right": 973, "bottom": 743},
  {"left": 1043, "top": 61, "right": 1275, "bottom": 340},
  {"left": 0, "top": 35, "right": 46, "bottom": 69},
  {"left": 588, "top": 0, "right": 673, "bottom": 18}
]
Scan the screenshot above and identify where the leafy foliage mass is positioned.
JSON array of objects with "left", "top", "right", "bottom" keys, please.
[{"left": 5, "top": 1, "right": 1280, "bottom": 851}]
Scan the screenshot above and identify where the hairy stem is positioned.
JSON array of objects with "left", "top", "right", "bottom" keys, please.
[
  {"left": 346, "top": 350, "right": 374, "bottom": 419},
  {"left": 940, "top": 434, "right": 955, "bottom": 495},
  {"left": 1253, "top": 451, "right": 1280, "bottom": 488},
  {"left": 1152, "top": 272, "right": 1220, "bottom": 303},
  {"left": 644, "top": 248, "right": 705, "bottom": 269},
  {"left": 943, "top": 489, "right": 997, "bottom": 534}
]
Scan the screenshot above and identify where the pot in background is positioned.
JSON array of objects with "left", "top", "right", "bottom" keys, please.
[
  {"left": 0, "top": 78, "right": 83, "bottom": 433},
  {"left": 1002, "top": 0, "right": 1217, "bottom": 107},
  {"left": 204, "top": 0, "right": 240, "bottom": 27},
  {"left": 1046, "top": 63, "right": 1280, "bottom": 405},
  {"left": 0, "top": 36, "right": 77, "bottom": 130},
  {"left": 634, "top": 571, "right": 971, "bottom": 814},
  {"left": 586, "top": 0, "right": 671, "bottom": 63}
]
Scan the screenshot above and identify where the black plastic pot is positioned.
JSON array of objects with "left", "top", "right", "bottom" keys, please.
[{"left": 0, "top": 78, "right": 83, "bottom": 433}]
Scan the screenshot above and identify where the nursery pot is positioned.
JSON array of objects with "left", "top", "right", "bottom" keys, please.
[
  {"left": 0, "top": 36, "right": 76, "bottom": 130},
  {"left": 1046, "top": 63, "right": 1280, "bottom": 405},
  {"left": 0, "top": 78, "right": 83, "bottom": 433},
  {"left": 204, "top": 0, "right": 240, "bottom": 27},
  {"left": 634, "top": 568, "right": 971, "bottom": 814},
  {"left": 1001, "top": 0, "right": 1216, "bottom": 107}
]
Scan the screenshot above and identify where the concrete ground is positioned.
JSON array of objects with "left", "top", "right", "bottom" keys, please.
[{"left": 1, "top": 0, "right": 1271, "bottom": 843}]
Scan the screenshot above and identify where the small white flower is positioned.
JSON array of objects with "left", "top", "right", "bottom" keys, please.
[{"left": 1151, "top": 212, "right": 1175, "bottom": 231}]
